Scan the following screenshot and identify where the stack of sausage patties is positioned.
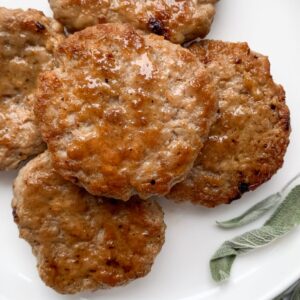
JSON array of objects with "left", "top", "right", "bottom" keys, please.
[{"left": 0, "top": 0, "right": 290, "bottom": 295}]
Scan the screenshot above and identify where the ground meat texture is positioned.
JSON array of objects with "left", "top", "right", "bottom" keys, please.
[
  {"left": 12, "top": 151, "right": 166, "bottom": 294},
  {"left": 0, "top": 8, "right": 64, "bottom": 170},
  {"left": 167, "top": 40, "right": 290, "bottom": 207},
  {"left": 49, "top": 0, "right": 218, "bottom": 44},
  {"left": 35, "top": 24, "right": 217, "bottom": 200}
]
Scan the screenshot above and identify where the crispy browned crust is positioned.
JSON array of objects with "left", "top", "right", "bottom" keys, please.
[
  {"left": 167, "top": 40, "right": 290, "bottom": 207},
  {"left": 35, "top": 24, "right": 217, "bottom": 200},
  {"left": 12, "top": 151, "right": 165, "bottom": 294},
  {"left": 49, "top": 0, "right": 217, "bottom": 43},
  {"left": 0, "top": 8, "right": 64, "bottom": 170}
]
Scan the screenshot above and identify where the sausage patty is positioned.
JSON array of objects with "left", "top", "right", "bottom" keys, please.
[
  {"left": 35, "top": 24, "right": 217, "bottom": 200},
  {"left": 0, "top": 8, "right": 64, "bottom": 170},
  {"left": 49, "top": 0, "right": 218, "bottom": 44},
  {"left": 167, "top": 40, "right": 290, "bottom": 207},
  {"left": 12, "top": 151, "right": 166, "bottom": 294}
]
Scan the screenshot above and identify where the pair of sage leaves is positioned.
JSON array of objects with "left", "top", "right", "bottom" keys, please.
[{"left": 210, "top": 174, "right": 300, "bottom": 282}]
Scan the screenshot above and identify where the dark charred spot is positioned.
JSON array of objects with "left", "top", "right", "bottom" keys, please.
[
  {"left": 235, "top": 58, "right": 242, "bottom": 64},
  {"left": 238, "top": 182, "right": 250, "bottom": 194},
  {"left": 148, "top": 17, "right": 165, "bottom": 36},
  {"left": 109, "top": 198, "right": 119, "bottom": 206},
  {"left": 78, "top": 188, "right": 87, "bottom": 198},
  {"left": 35, "top": 21, "right": 46, "bottom": 32},
  {"left": 270, "top": 104, "right": 276, "bottom": 110},
  {"left": 105, "top": 78, "right": 109, "bottom": 83},
  {"left": 32, "top": 239, "right": 39, "bottom": 246},
  {"left": 49, "top": 263, "right": 58, "bottom": 271},
  {"left": 106, "top": 259, "right": 120, "bottom": 268},
  {"left": 150, "top": 179, "right": 156, "bottom": 185},
  {"left": 217, "top": 108, "right": 221, "bottom": 114},
  {"left": 89, "top": 269, "right": 97, "bottom": 273},
  {"left": 12, "top": 207, "right": 19, "bottom": 223},
  {"left": 123, "top": 265, "right": 132, "bottom": 273},
  {"left": 107, "top": 53, "right": 114, "bottom": 59}
]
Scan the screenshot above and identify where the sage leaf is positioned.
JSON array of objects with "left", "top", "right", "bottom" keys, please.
[
  {"left": 216, "top": 193, "right": 281, "bottom": 229},
  {"left": 210, "top": 226, "right": 288, "bottom": 282},
  {"left": 217, "top": 173, "right": 300, "bottom": 229},
  {"left": 273, "top": 279, "right": 300, "bottom": 300},
  {"left": 210, "top": 185, "right": 300, "bottom": 282},
  {"left": 266, "top": 186, "right": 300, "bottom": 227},
  {"left": 291, "top": 283, "right": 300, "bottom": 300}
]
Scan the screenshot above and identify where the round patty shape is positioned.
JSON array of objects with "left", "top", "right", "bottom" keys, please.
[
  {"left": 12, "top": 151, "right": 166, "bottom": 294},
  {"left": 49, "top": 0, "right": 218, "bottom": 44},
  {"left": 167, "top": 40, "right": 291, "bottom": 207},
  {"left": 35, "top": 24, "right": 217, "bottom": 201},
  {"left": 0, "top": 8, "right": 64, "bottom": 170}
]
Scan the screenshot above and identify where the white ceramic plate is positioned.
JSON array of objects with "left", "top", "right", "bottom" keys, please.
[{"left": 1, "top": 0, "right": 300, "bottom": 299}]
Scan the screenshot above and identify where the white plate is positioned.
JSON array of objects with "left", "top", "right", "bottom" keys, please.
[{"left": 1, "top": 0, "right": 300, "bottom": 299}]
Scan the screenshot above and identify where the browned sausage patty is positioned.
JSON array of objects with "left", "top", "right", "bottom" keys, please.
[
  {"left": 49, "top": 0, "right": 218, "bottom": 44},
  {"left": 35, "top": 24, "right": 217, "bottom": 201},
  {"left": 167, "top": 40, "right": 290, "bottom": 207},
  {"left": 12, "top": 151, "right": 165, "bottom": 294},
  {"left": 0, "top": 8, "right": 64, "bottom": 170}
]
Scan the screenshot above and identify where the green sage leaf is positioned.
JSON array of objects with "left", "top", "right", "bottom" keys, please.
[
  {"left": 266, "top": 186, "right": 300, "bottom": 227},
  {"left": 216, "top": 173, "right": 300, "bottom": 229},
  {"left": 210, "top": 185, "right": 300, "bottom": 283},
  {"left": 273, "top": 279, "right": 300, "bottom": 300},
  {"left": 291, "top": 283, "right": 300, "bottom": 300},
  {"left": 216, "top": 193, "right": 281, "bottom": 229}
]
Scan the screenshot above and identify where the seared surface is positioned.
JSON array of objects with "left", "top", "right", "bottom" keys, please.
[
  {"left": 167, "top": 40, "right": 290, "bottom": 207},
  {"left": 36, "top": 24, "right": 217, "bottom": 200},
  {"left": 49, "top": 0, "right": 217, "bottom": 43},
  {"left": 12, "top": 151, "right": 165, "bottom": 294},
  {"left": 0, "top": 8, "right": 64, "bottom": 170}
]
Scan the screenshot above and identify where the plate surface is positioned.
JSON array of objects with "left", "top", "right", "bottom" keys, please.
[{"left": 0, "top": 0, "right": 300, "bottom": 299}]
